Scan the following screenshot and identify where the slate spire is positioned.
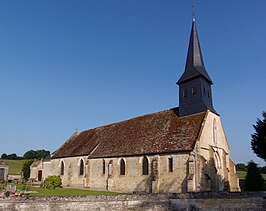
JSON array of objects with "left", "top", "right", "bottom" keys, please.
[
  {"left": 177, "top": 19, "right": 213, "bottom": 85},
  {"left": 177, "top": 18, "right": 216, "bottom": 117}
]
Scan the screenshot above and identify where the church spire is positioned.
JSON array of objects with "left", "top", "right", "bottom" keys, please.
[
  {"left": 177, "top": 18, "right": 216, "bottom": 117},
  {"left": 177, "top": 19, "right": 213, "bottom": 85}
]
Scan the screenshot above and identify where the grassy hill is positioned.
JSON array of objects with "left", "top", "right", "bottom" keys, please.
[
  {"left": 237, "top": 171, "right": 266, "bottom": 180},
  {"left": 0, "top": 159, "right": 30, "bottom": 175}
]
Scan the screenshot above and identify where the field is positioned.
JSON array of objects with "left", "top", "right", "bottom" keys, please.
[
  {"left": 237, "top": 171, "right": 266, "bottom": 180},
  {"left": 0, "top": 159, "right": 29, "bottom": 175},
  {"left": 0, "top": 183, "right": 119, "bottom": 196}
]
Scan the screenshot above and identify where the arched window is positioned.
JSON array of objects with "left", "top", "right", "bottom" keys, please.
[
  {"left": 142, "top": 156, "right": 149, "bottom": 175},
  {"left": 120, "top": 159, "right": 125, "bottom": 175},
  {"left": 213, "top": 118, "right": 217, "bottom": 145},
  {"left": 102, "top": 159, "right": 105, "bottom": 174},
  {"left": 168, "top": 157, "right": 173, "bottom": 172},
  {"left": 60, "top": 161, "right": 64, "bottom": 176},
  {"left": 79, "top": 159, "right": 84, "bottom": 176}
]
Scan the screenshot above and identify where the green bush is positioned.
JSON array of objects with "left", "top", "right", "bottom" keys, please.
[
  {"left": 4, "top": 191, "right": 11, "bottom": 197},
  {"left": 44, "top": 175, "right": 62, "bottom": 189},
  {"left": 245, "top": 160, "right": 264, "bottom": 191},
  {"left": 22, "top": 160, "right": 34, "bottom": 180}
]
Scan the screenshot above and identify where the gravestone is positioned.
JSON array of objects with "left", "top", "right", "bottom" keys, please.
[
  {"left": 0, "top": 168, "right": 5, "bottom": 181},
  {"left": 0, "top": 161, "right": 9, "bottom": 183}
]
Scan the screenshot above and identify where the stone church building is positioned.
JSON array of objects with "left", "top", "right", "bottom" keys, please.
[{"left": 30, "top": 19, "right": 240, "bottom": 193}]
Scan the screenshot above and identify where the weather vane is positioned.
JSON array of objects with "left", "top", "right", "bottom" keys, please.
[{"left": 192, "top": 4, "right": 196, "bottom": 21}]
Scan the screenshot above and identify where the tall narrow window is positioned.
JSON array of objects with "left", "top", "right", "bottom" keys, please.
[
  {"left": 60, "top": 161, "right": 64, "bottom": 176},
  {"left": 79, "top": 159, "right": 84, "bottom": 176},
  {"left": 208, "top": 90, "right": 211, "bottom": 98},
  {"left": 102, "top": 159, "right": 106, "bottom": 174},
  {"left": 108, "top": 160, "right": 113, "bottom": 176},
  {"left": 168, "top": 157, "right": 173, "bottom": 172},
  {"left": 192, "top": 87, "right": 197, "bottom": 95},
  {"left": 213, "top": 118, "right": 217, "bottom": 145},
  {"left": 142, "top": 156, "right": 149, "bottom": 175},
  {"left": 120, "top": 159, "right": 125, "bottom": 175},
  {"left": 182, "top": 89, "right": 188, "bottom": 97}
]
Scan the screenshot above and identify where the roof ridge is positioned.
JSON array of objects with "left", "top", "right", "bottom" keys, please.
[{"left": 81, "top": 107, "right": 179, "bottom": 133}]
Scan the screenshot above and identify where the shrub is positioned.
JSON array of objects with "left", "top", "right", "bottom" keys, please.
[
  {"left": 44, "top": 175, "right": 62, "bottom": 189},
  {"left": 22, "top": 160, "right": 34, "bottom": 180},
  {"left": 236, "top": 163, "right": 247, "bottom": 171},
  {"left": 4, "top": 191, "right": 11, "bottom": 197},
  {"left": 245, "top": 160, "right": 264, "bottom": 191}
]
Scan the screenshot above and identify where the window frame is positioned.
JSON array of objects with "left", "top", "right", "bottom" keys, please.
[
  {"left": 192, "top": 87, "right": 197, "bottom": 95},
  {"left": 79, "top": 159, "right": 84, "bottom": 176},
  {"left": 168, "top": 157, "right": 173, "bottom": 172},
  {"left": 142, "top": 156, "right": 149, "bottom": 175},
  {"left": 182, "top": 89, "right": 188, "bottom": 97},
  {"left": 102, "top": 159, "right": 106, "bottom": 175},
  {"left": 60, "top": 161, "right": 64, "bottom": 176},
  {"left": 120, "top": 158, "right": 126, "bottom": 175}
]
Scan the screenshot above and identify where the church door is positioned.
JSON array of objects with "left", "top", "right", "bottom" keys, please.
[{"left": 38, "top": 170, "right": 42, "bottom": 181}]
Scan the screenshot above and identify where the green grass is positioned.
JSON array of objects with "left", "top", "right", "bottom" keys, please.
[
  {"left": 237, "top": 171, "right": 247, "bottom": 180},
  {"left": 0, "top": 159, "right": 30, "bottom": 174},
  {"left": 0, "top": 183, "right": 120, "bottom": 197},
  {"left": 237, "top": 171, "right": 266, "bottom": 180}
]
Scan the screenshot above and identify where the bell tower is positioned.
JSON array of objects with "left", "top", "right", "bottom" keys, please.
[{"left": 177, "top": 18, "right": 216, "bottom": 117}]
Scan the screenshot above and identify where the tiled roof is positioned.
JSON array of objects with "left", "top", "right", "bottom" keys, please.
[
  {"left": 52, "top": 108, "right": 206, "bottom": 159},
  {"left": 30, "top": 160, "right": 41, "bottom": 167}
]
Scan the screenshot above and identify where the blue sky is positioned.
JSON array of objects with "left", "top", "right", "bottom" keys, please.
[{"left": 0, "top": 0, "right": 265, "bottom": 166}]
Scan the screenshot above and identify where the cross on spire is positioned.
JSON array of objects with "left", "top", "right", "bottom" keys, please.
[{"left": 192, "top": 4, "right": 196, "bottom": 21}]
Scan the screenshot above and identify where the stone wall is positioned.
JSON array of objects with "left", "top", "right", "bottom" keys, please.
[
  {"left": 195, "top": 111, "right": 240, "bottom": 192},
  {"left": 48, "top": 156, "right": 88, "bottom": 187},
  {"left": 87, "top": 153, "right": 190, "bottom": 193},
  {"left": 0, "top": 192, "right": 265, "bottom": 211},
  {"left": 49, "top": 153, "right": 191, "bottom": 193}
]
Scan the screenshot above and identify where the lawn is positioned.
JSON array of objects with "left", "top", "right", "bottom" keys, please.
[
  {"left": 237, "top": 171, "right": 266, "bottom": 180},
  {"left": 0, "top": 159, "right": 29, "bottom": 175},
  {"left": 0, "top": 183, "right": 120, "bottom": 197}
]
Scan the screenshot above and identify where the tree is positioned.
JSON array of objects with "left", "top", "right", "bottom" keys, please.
[
  {"left": 1, "top": 153, "right": 7, "bottom": 159},
  {"left": 22, "top": 160, "right": 34, "bottom": 180},
  {"left": 251, "top": 111, "right": 266, "bottom": 162},
  {"left": 6, "top": 153, "right": 17, "bottom": 160},
  {"left": 236, "top": 163, "right": 247, "bottom": 171},
  {"left": 260, "top": 166, "right": 266, "bottom": 174},
  {"left": 35, "top": 150, "right": 50, "bottom": 159},
  {"left": 23, "top": 149, "right": 50, "bottom": 159},
  {"left": 23, "top": 150, "right": 37, "bottom": 159},
  {"left": 245, "top": 160, "right": 264, "bottom": 191}
]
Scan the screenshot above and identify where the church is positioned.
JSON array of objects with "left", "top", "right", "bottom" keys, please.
[{"left": 30, "top": 18, "right": 240, "bottom": 193}]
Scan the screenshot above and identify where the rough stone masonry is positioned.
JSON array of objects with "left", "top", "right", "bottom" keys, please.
[{"left": 0, "top": 192, "right": 265, "bottom": 211}]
